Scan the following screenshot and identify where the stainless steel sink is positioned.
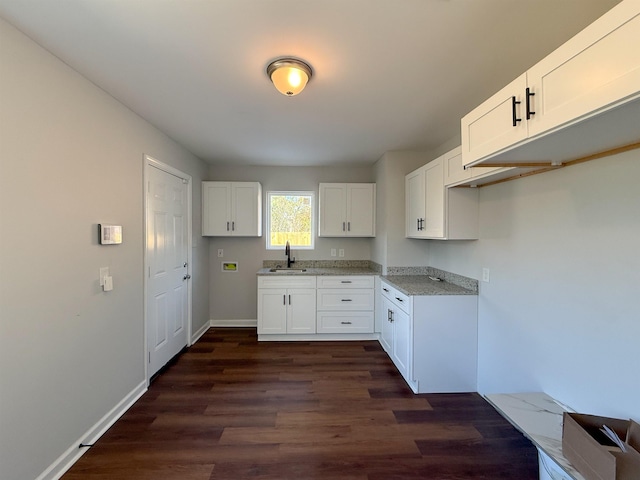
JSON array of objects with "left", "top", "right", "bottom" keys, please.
[{"left": 269, "top": 268, "right": 307, "bottom": 273}]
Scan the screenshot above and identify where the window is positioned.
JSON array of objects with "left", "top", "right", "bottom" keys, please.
[{"left": 267, "top": 191, "right": 314, "bottom": 250}]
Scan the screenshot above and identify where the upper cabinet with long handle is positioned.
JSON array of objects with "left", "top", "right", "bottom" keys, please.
[
  {"left": 318, "top": 183, "right": 376, "bottom": 237},
  {"left": 202, "top": 181, "right": 262, "bottom": 236},
  {"left": 462, "top": 0, "right": 640, "bottom": 168}
]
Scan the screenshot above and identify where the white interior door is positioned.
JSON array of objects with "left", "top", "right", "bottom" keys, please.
[{"left": 146, "top": 163, "right": 190, "bottom": 378}]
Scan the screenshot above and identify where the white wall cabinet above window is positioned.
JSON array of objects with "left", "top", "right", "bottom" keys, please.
[
  {"left": 318, "top": 183, "right": 376, "bottom": 237},
  {"left": 462, "top": 0, "right": 640, "bottom": 168},
  {"left": 406, "top": 147, "right": 478, "bottom": 240},
  {"left": 202, "top": 181, "right": 262, "bottom": 236}
]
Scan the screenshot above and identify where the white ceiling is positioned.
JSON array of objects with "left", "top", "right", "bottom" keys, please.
[{"left": 0, "top": 0, "right": 621, "bottom": 166}]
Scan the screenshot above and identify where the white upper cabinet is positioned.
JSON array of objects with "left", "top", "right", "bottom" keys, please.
[
  {"left": 202, "top": 181, "right": 262, "bottom": 236},
  {"left": 462, "top": 0, "right": 640, "bottom": 167},
  {"left": 405, "top": 169, "right": 426, "bottom": 238},
  {"left": 461, "top": 73, "right": 530, "bottom": 166},
  {"left": 406, "top": 147, "right": 478, "bottom": 240},
  {"left": 318, "top": 183, "right": 376, "bottom": 237}
]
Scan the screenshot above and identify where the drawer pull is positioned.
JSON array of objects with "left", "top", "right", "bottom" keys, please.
[
  {"left": 340, "top": 321, "right": 352, "bottom": 325},
  {"left": 395, "top": 297, "right": 404, "bottom": 302},
  {"left": 341, "top": 280, "right": 352, "bottom": 284},
  {"left": 341, "top": 299, "right": 352, "bottom": 302},
  {"left": 382, "top": 288, "right": 389, "bottom": 292},
  {"left": 526, "top": 87, "right": 535, "bottom": 120},
  {"left": 511, "top": 95, "right": 522, "bottom": 127}
]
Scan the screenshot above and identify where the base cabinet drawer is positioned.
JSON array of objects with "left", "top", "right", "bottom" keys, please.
[
  {"left": 317, "top": 289, "right": 374, "bottom": 310},
  {"left": 316, "top": 312, "right": 374, "bottom": 334}
]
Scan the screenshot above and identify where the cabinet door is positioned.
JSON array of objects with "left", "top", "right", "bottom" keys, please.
[
  {"left": 318, "top": 183, "right": 347, "bottom": 236},
  {"left": 202, "top": 182, "right": 231, "bottom": 236},
  {"left": 231, "top": 182, "right": 262, "bottom": 236},
  {"left": 287, "top": 288, "right": 317, "bottom": 334},
  {"left": 257, "top": 288, "right": 287, "bottom": 334},
  {"left": 423, "top": 158, "right": 444, "bottom": 238},
  {"left": 461, "top": 73, "right": 528, "bottom": 167},
  {"left": 391, "top": 307, "right": 411, "bottom": 381},
  {"left": 443, "top": 147, "right": 471, "bottom": 186},
  {"left": 346, "top": 184, "right": 375, "bottom": 236},
  {"left": 405, "top": 168, "right": 425, "bottom": 238},
  {"left": 527, "top": 2, "right": 640, "bottom": 138},
  {"left": 379, "top": 296, "right": 394, "bottom": 353}
]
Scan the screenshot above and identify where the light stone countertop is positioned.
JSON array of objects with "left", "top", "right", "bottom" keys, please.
[
  {"left": 485, "top": 392, "right": 584, "bottom": 480},
  {"left": 257, "top": 267, "right": 378, "bottom": 276},
  {"left": 381, "top": 275, "right": 477, "bottom": 296}
]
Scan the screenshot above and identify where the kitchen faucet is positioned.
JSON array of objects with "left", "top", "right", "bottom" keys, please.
[{"left": 285, "top": 240, "right": 295, "bottom": 268}]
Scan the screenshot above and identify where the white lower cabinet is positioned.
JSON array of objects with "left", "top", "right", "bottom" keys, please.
[
  {"left": 316, "top": 276, "right": 374, "bottom": 334},
  {"left": 379, "top": 279, "right": 478, "bottom": 393},
  {"left": 257, "top": 276, "right": 317, "bottom": 334}
]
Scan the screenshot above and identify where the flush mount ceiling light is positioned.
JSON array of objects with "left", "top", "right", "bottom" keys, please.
[{"left": 267, "top": 58, "right": 313, "bottom": 97}]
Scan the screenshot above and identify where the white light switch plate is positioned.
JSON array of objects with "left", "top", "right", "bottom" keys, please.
[
  {"left": 482, "top": 267, "right": 490, "bottom": 283},
  {"left": 99, "top": 267, "right": 110, "bottom": 286}
]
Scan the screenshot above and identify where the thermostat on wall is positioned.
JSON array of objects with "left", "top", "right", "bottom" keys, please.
[{"left": 99, "top": 224, "right": 122, "bottom": 245}]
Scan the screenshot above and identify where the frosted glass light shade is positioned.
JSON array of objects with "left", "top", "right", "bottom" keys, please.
[{"left": 267, "top": 58, "right": 312, "bottom": 96}]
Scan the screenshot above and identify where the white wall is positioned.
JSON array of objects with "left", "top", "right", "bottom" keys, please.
[
  {"left": 428, "top": 149, "right": 640, "bottom": 420},
  {"left": 0, "top": 19, "right": 209, "bottom": 480},
  {"left": 206, "top": 164, "right": 374, "bottom": 321}
]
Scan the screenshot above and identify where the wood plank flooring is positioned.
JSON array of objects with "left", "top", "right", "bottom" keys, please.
[{"left": 62, "top": 328, "right": 538, "bottom": 479}]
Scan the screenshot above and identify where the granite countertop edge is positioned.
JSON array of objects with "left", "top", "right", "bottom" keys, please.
[{"left": 381, "top": 275, "right": 477, "bottom": 296}]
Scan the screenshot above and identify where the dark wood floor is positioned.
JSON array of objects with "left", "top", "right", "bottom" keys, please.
[{"left": 63, "top": 328, "right": 538, "bottom": 479}]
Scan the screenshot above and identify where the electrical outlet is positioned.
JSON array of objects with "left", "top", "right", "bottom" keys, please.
[
  {"left": 331, "top": 248, "right": 336, "bottom": 257},
  {"left": 217, "top": 249, "right": 223, "bottom": 258},
  {"left": 482, "top": 267, "right": 490, "bottom": 283},
  {"left": 339, "top": 249, "right": 345, "bottom": 258}
]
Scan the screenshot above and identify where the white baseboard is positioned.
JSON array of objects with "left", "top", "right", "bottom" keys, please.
[
  {"left": 210, "top": 318, "right": 257, "bottom": 328},
  {"left": 36, "top": 380, "right": 147, "bottom": 480},
  {"left": 191, "top": 320, "right": 211, "bottom": 344}
]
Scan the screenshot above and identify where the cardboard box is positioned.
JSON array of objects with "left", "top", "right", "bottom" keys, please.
[{"left": 562, "top": 412, "right": 640, "bottom": 480}]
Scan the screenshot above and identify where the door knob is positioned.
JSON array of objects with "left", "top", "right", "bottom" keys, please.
[{"left": 183, "top": 274, "right": 191, "bottom": 280}]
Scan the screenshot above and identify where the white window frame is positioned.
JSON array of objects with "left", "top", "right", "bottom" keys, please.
[{"left": 266, "top": 191, "right": 315, "bottom": 250}]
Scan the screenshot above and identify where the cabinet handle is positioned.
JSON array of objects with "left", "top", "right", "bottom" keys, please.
[
  {"left": 340, "top": 321, "right": 352, "bottom": 325},
  {"left": 232, "top": 221, "right": 235, "bottom": 231},
  {"left": 526, "top": 87, "right": 535, "bottom": 120},
  {"left": 226, "top": 221, "right": 230, "bottom": 231},
  {"left": 341, "top": 280, "right": 352, "bottom": 284},
  {"left": 395, "top": 296, "right": 404, "bottom": 302},
  {"left": 347, "top": 221, "right": 351, "bottom": 231},
  {"left": 289, "top": 294, "right": 291, "bottom": 305},
  {"left": 341, "top": 299, "right": 352, "bottom": 302},
  {"left": 383, "top": 288, "right": 389, "bottom": 292},
  {"left": 342, "top": 222, "right": 346, "bottom": 231},
  {"left": 390, "top": 310, "right": 394, "bottom": 322},
  {"left": 283, "top": 295, "right": 286, "bottom": 305},
  {"left": 511, "top": 96, "right": 522, "bottom": 127}
]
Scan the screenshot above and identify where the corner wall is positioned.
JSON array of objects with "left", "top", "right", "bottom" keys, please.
[
  {"left": 372, "top": 151, "right": 431, "bottom": 272},
  {"left": 0, "top": 18, "right": 209, "bottom": 480}
]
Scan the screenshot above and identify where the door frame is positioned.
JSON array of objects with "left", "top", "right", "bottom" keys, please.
[{"left": 143, "top": 154, "right": 193, "bottom": 384}]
